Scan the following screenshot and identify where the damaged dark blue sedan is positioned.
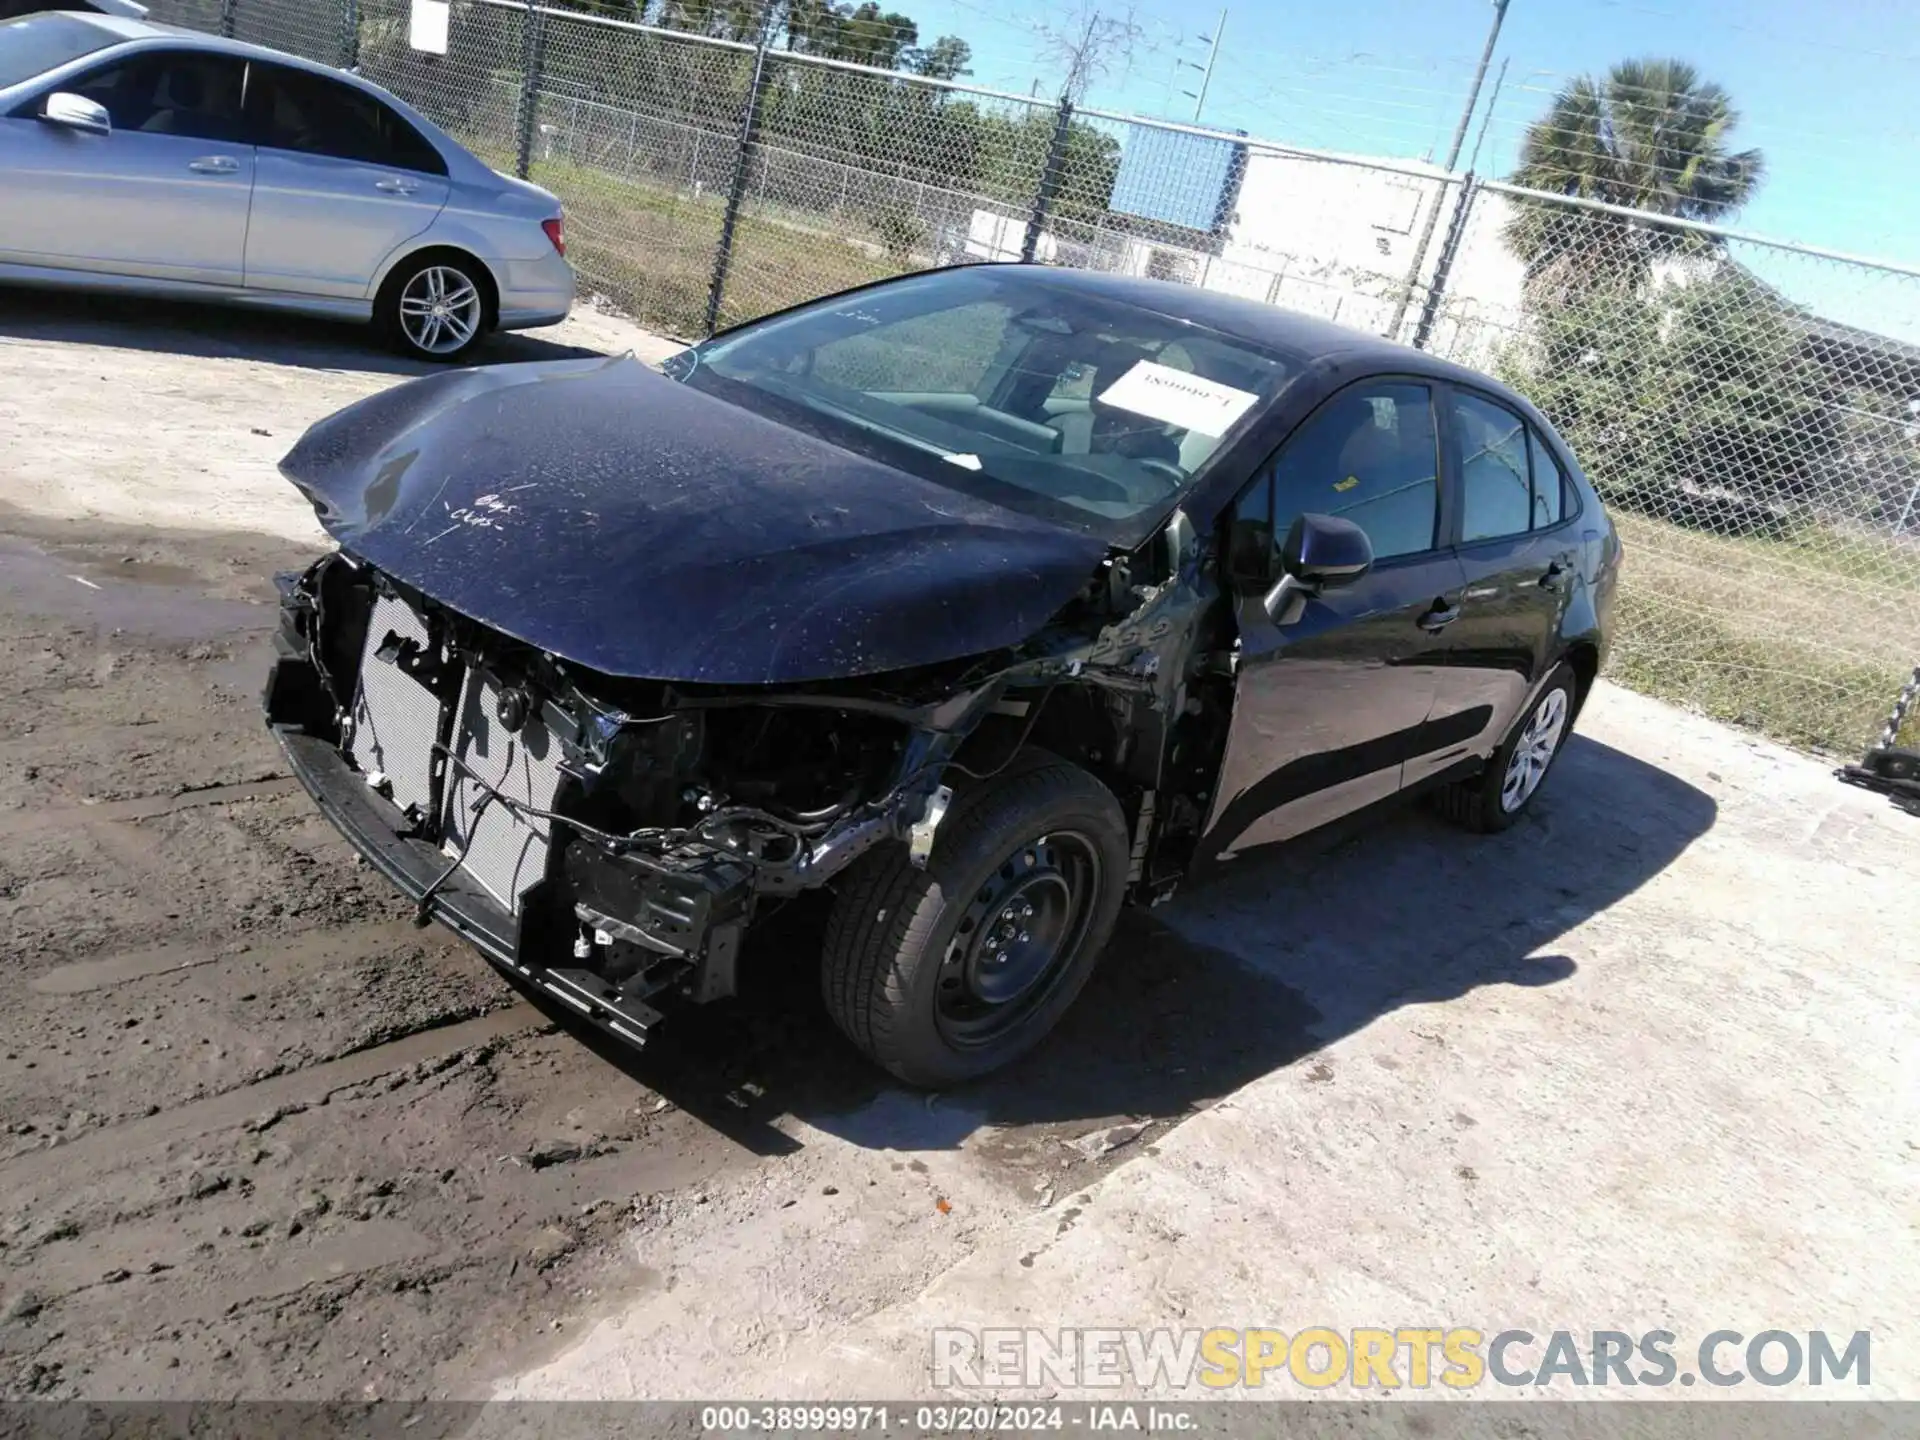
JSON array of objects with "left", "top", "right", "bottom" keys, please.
[{"left": 264, "top": 264, "right": 1620, "bottom": 1085}]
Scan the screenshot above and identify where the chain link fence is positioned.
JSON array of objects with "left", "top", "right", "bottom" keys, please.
[
  {"left": 143, "top": 0, "right": 225, "bottom": 34},
  {"left": 121, "top": 0, "right": 1920, "bottom": 757},
  {"left": 1419, "top": 181, "right": 1920, "bottom": 753}
]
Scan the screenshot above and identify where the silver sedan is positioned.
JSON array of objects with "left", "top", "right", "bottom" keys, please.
[{"left": 0, "top": 10, "right": 574, "bottom": 360}]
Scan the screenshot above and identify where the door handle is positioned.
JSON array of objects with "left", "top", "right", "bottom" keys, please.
[
  {"left": 188, "top": 156, "right": 239, "bottom": 174},
  {"left": 1417, "top": 599, "right": 1460, "bottom": 632},
  {"left": 375, "top": 177, "right": 420, "bottom": 194}
]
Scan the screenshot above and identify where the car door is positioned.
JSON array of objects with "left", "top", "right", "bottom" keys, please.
[
  {"left": 1426, "top": 387, "right": 1579, "bottom": 765},
  {"left": 241, "top": 61, "right": 450, "bottom": 299},
  {"left": 1199, "top": 379, "right": 1467, "bottom": 861},
  {"left": 0, "top": 46, "right": 251, "bottom": 284}
]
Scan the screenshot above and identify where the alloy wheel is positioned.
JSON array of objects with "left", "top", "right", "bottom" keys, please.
[
  {"left": 1500, "top": 686, "right": 1569, "bottom": 813},
  {"left": 398, "top": 266, "right": 482, "bottom": 356}
]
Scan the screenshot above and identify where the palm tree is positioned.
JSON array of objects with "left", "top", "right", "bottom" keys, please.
[{"left": 1505, "top": 59, "right": 1765, "bottom": 294}]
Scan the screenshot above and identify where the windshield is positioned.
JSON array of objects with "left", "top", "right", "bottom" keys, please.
[
  {"left": 0, "top": 12, "right": 115, "bottom": 89},
  {"left": 670, "top": 267, "right": 1295, "bottom": 541}
]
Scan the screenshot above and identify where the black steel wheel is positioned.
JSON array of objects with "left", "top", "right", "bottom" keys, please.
[
  {"left": 821, "top": 752, "right": 1129, "bottom": 1087},
  {"left": 935, "top": 830, "right": 1105, "bottom": 1049}
]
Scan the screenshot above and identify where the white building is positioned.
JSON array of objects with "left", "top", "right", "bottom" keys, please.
[{"left": 963, "top": 135, "right": 1531, "bottom": 368}]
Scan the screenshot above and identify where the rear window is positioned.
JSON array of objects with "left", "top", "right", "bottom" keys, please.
[{"left": 0, "top": 12, "right": 115, "bottom": 89}]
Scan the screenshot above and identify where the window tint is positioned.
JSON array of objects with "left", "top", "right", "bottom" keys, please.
[
  {"left": 1265, "top": 382, "right": 1441, "bottom": 562},
  {"left": 247, "top": 63, "right": 446, "bottom": 175},
  {"left": 59, "top": 49, "right": 246, "bottom": 141},
  {"left": 1529, "top": 429, "right": 1568, "bottom": 529},
  {"left": 1453, "top": 391, "right": 1534, "bottom": 542}
]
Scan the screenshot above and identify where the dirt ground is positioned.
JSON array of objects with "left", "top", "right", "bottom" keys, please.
[
  {"left": 0, "top": 292, "right": 1319, "bottom": 1400},
  {"left": 1, "top": 287, "right": 1916, "bottom": 1405}
]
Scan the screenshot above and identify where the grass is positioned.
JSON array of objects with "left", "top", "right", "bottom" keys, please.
[
  {"left": 528, "top": 158, "right": 908, "bottom": 339},
  {"left": 1607, "top": 510, "right": 1920, "bottom": 756}
]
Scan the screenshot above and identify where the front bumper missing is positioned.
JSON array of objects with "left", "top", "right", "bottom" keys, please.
[{"left": 267, "top": 649, "right": 754, "bottom": 1050}]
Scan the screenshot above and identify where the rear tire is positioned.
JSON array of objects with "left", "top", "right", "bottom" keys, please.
[
  {"left": 378, "top": 253, "right": 490, "bottom": 363},
  {"left": 1431, "top": 662, "right": 1577, "bottom": 833},
  {"left": 820, "top": 752, "right": 1129, "bottom": 1087}
]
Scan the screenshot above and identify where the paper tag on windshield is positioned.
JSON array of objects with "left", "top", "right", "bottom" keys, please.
[{"left": 1096, "top": 361, "right": 1258, "bottom": 438}]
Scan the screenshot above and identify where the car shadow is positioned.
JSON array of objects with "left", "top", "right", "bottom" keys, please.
[
  {"left": 549, "top": 730, "right": 1716, "bottom": 1157},
  {"left": 0, "top": 286, "right": 600, "bottom": 374}
]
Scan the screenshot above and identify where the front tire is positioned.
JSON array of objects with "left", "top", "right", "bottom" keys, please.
[
  {"left": 1432, "top": 662, "right": 1577, "bottom": 833},
  {"left": 379, "top": 254, "right": 489, "bottom": 362},
  {"left": 820, "top": 753, "right": 1129, "bottom": 1087}
]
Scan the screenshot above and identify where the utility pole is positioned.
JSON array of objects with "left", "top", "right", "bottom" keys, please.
[
  {"left": 1178, "top": 9, "right": 1228, "bottom": 123},
  {"left": 1387, "top": 0, "right": 1510, "bottom": 341}
]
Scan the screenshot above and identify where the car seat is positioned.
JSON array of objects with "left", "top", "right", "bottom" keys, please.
[
  {"left": 1327, "top": 394, "right": 1436, "bottom": 548},
  {"left": 141, "top": 64, "right": 206, "bottom": 134}
]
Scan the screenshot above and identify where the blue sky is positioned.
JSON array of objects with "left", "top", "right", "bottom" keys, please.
[{"left": 900, "top": 0, "right": 1920, "bottom": 335}]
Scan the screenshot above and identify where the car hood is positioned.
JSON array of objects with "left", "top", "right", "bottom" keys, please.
[{"left": 279, "top": 354, "right": 1109, "bottom": 685}]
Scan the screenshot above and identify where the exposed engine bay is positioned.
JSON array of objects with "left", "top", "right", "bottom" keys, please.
[{"left": 262, "top": 514, "right": 1230, "bottom": 1052}]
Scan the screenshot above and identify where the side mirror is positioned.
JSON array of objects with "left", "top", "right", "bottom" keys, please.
[
  {"left": 1281, "top": 512, "right": 1372, "bottom": 589},
  {"left": 1262, "top": 513, "right": 1372, "bottom": 623},
  {"left": 40, "top": 93, "right": 111, "bottom": 136}
]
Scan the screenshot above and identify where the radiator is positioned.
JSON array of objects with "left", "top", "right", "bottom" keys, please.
[
  {"left": 345, "top": 593, "right": 440, "bottom": 824},
  {"left": 441, "top": 667, "right": 567, "bottom": 913},
  {"left": 345, "top": 592, "right": 565, "bottom": 914}
]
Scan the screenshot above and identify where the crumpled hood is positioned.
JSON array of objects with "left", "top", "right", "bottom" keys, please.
[{"left": 279, "top": 355, "right": 1109, "bottom": 685}]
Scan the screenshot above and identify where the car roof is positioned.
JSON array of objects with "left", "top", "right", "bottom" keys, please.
[
  {"left": 999, "top": 263, "right": 1516, "bottom": 391},
  {"left": 40, "top": 13, "right": 410, "bottom": 90},
  {"left": 18, "top": 13, "right": 468, "bottom": 154}
]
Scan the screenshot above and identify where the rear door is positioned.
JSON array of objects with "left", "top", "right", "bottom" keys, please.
[
  {"left": 1199, "top": 379, "right": 1465, "bottom": 861},
  {"left": 0, "top": 46, "right": 251, "bottom": 283},
  {"left": 1426, "top": 386, "right": 1579, "bottom": 767},
  {"left": 240, "top": 61, "right": 449, "bottom": 299}
]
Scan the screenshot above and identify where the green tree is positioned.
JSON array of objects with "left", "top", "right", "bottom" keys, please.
[
  {"left": 1506, "top": 58, "right": 1765, "bottom": 295},
  {"left": 836, "top": 2, "right": 916, "bottom": 67},
  {"left": 1492, "top": 59, "right": 1840, "bottom": 523},
  {"left": 1501, "top": 268, "right": 1834, "bottom": 520},
  {"left": 906, "top": 34, "right": 971, "bottom": 80}
]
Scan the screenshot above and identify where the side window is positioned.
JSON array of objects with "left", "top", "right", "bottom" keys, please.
[
  {"left": 1259, "top": 382, "right": 1441, "bottom": 563},
  {"left": 248, "top": 64, "right": 447, "bottom": 175},
  {"left": 1528, "top": 428, "right": 1569, "bottom": 529},
  {"left": 62, "top": 50, "right": 246, "bottom": 142},
  {"left": 1452, "top": 391, "right": 1532, "bottom": 543}
]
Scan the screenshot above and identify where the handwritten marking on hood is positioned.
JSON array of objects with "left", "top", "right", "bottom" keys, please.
[{"left": 444, "top": 494, "right": 520, "bottom": 534}]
